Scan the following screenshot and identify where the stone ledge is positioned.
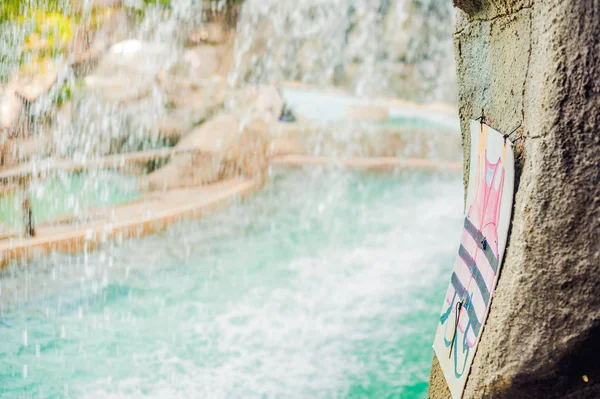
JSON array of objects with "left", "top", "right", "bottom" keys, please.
[
  {"left": 0, "top": 177, "right": 262, "bottom": 268},
  {"left": 270, "top": 154, "right": 462, "bottom": 172}
]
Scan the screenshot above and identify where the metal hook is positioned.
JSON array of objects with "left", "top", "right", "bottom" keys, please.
[
  {"left": 504, "top": 122, "right": 523, "bottom": 143},
  {"left": 476, "top": 108, "right": 486, "bottom": 125},
  {"left": 449, "top": 299, "right": 464, "bottom": 358}
]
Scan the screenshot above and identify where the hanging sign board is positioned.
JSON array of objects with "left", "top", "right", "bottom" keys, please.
[{"left": 433, "top": 120, "right": 515, "bottom": 398}]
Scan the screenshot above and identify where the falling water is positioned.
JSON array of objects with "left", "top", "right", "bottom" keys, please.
[
  {"left": 233, "top": 0, "right": 456, "bottom": 101},
  {"left": 1, "top": 169, "right": 463, "bottom": 397},
  {"left": 0, "top": 0, "right": 462, "bottom": 397}
]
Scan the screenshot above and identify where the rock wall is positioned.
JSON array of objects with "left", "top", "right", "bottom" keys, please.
[
  {"left": 233, "top": 0, "right": 456, "bottom": 102},
  {"left": 429, "top": 0, "right": 600, "bottom": 398}
]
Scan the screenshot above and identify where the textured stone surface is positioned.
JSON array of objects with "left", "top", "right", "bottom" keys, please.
[
  {"left": 345, "top": 105, "right": 389, "bottom": 122},
  {"left": 156, "top": 107, "right": 207, "bottom": 143},
  {"left": 0, "top": 88, "right": 24, "bottom": 134},
  {"left": 14, "top": 61, "right": 65, "bottom": 103},
  {"left": 177, "top": 46, "right": 222, "bottom": 80},
  {"left": 69, "top": 8, "right": 135, "bottom": 77},
  {"left": 234, "top": 0, "right": 456, "bottom": 101},
  {"left": 269, "top": 120, "right": 461, "bottom": 161},
  {"left": 187, "top": 22, "right": 229, "bottom": 45},
  {"left": 84, "top": 40, "right": 171, "bottom": 103},
  {"left": 143, "top": 114, "right": 270, "bottom": 191},
  {"left": 429, "top": 1, "right": 600, "bottom": 398}
]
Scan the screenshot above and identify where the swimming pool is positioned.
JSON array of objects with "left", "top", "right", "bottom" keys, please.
[
  {"left": 0, "top": 168, "right": 462, "bottom": 398},
  {"left": 0, "top": 171, "right": 140, "bottom": 230},
  {"left": 281, "top": 87, "right": 460, "bottom": 133}
]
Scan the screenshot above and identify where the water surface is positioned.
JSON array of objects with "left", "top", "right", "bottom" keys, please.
[
  {"left": 0, "top": 168, "right": 462, "bottom": 398},
  {"left": 0, "top": 171, "right": 139, "bottom": 229}
]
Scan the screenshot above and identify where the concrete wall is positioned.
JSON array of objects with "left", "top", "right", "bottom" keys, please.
[{"left": 429, "top": 1, "right": 600, "bottom": 397}]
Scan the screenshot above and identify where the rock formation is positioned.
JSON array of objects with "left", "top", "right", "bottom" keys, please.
[
  {"left": 429, "top": 0, "right": 600, "bottom": 398},
  {"left": 233, "top": 0, "right": 456, "bottom": 102},
  {"left": 141, "top": 113, "right": 271, "bottom": 191}
]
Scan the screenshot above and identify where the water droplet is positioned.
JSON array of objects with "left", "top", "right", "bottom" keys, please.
[
  {"left": 22, "top": 365, "right": 27, "bottom": 379},
  {"left": 22, "top": 330, "right": 27, "bottom": 347}
]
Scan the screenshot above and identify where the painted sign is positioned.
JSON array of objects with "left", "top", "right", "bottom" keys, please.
[{"left": 433, "top": 120, "right": 515, "bottom": 398}]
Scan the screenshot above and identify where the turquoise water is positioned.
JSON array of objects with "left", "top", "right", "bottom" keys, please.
[
  {"left": 0, "top": 168, "right": 462, "bottom": 398},
  {"left": 0, "top": 171, "right": 140, "bottom": 230},
  {"left": 280, "top": 87, "right": 460, "bottom": 132},
  {"left": 380, "top": 114, "right": 460, "bottom": 133}
]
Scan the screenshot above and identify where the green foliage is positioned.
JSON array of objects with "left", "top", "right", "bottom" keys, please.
[
  {"left": 22, "top": 11, "right": 73, "bottom": 49},
  {"left": 124, "top": 0, "right": 171, "bottom": 20},
  {"left": 1, "top": 0, "right": 70, "bottom": 51},
  {"left": 1, "top": 0, "right": 64, "bottom": 22},
  {"left": 143, "top": 0, "right": 172, "bottom": 6},
  {"left": 0, "top": 0, "right": 23, "bottom": 22},
  {"left": 54, "top": 80, "right": 72, "bottom": 106},
  {"left": 0, "top": 1, "right": 74, "bottom": 84},
  {"left": 130, "top": 0, "right": 244, "bottom": 15}
]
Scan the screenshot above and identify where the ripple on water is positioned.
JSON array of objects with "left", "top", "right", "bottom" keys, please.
[{"left": 0, "top": 168, "right": 462, "bottom": 398}]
